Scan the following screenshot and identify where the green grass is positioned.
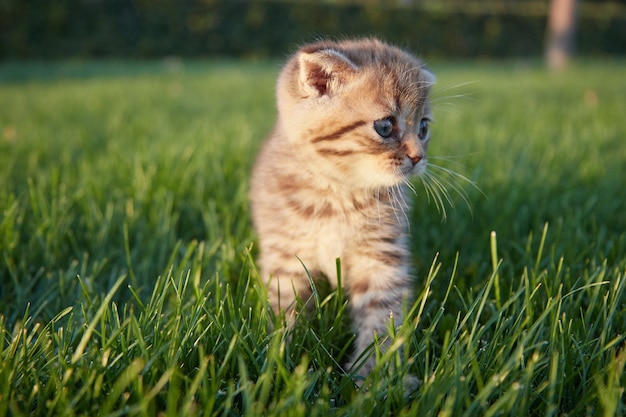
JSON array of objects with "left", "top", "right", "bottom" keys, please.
[{"left": 1, "top": 58, "right": 625, "bottom": 416}]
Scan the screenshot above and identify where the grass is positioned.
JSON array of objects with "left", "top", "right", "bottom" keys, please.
[{"left": 0, "top": 58, "right": 625, "bottom": 416}]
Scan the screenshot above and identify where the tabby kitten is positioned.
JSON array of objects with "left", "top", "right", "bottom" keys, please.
[{"left": 250, "top": 38, "right": 435, "bottom": 380}]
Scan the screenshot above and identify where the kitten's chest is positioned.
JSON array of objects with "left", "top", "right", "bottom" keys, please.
[
  {"left": 306, "top": 191, "right": 398, "bottom": 280},
  {"left": 314, "top": 220, "right": 349, "bottom": 282}
]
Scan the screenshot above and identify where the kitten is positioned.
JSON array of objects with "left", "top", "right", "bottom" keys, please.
[{"left": 250, "top": 38, "right": 435, "bottom": 381}]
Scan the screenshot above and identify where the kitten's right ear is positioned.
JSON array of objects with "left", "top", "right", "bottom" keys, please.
[{"left": 298, "top": 49, "right": 356, "bottom": 98}]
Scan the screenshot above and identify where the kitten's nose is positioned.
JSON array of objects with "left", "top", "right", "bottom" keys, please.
[
  {"left": 402, "top": 142, "right": 422, "bottom": 165},
  {"left": 408, "top": 154, "right": 422, "bottom": 166}
]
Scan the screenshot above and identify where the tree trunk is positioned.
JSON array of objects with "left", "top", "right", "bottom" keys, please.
[{"left": 545, "top": 0, "right": 578, "bottom": 71}]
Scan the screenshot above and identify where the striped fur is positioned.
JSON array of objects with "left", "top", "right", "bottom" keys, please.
[{"left": 250, "top": 38, "right": 435, "bottom": 381}]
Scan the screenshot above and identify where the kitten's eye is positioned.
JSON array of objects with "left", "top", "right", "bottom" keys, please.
[
  {"left": 418, "top": 118, "right": 430, "bottom": 139},
  {"left": 374, "top": 118, "right": 394, "bottom": 139}
]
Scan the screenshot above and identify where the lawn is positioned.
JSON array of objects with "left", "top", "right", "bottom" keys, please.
[{"left": 0, "top": 58, "right": 624, "bottom": 416}]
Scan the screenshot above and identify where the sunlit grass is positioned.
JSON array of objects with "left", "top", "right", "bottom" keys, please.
[{"left": 0, "top": 59, "right": 624, "bottom": 416}]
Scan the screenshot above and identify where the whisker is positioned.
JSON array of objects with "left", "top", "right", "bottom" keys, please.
[
  {"left": 396, "top": 182, "right": 410, "bottom": 211},
  {"left": 431, "top": 93, "right": 478, "bottom": 104},
  {"left": 376, "top": 186, "right": 382, "bottom": 226},
  {"left": 411, "top": 160, "right": 486, "bottom": 221},
  {"left": 423, "top": 171, "right": 455, "bottom": 207},
  {"left": 431, "top": 81, "right": 479, "bottom": 107},
  {"left": 398, "top": 63, "right": 428, "bottom": 78},
  {"left": 388, "top": 188, "right": 402, "bottom": 225},
  {"left": 429, "top": 164, "right": 485, "bottom": 198},
  {"left": 418, "top": 171, "right": 448, "bottom": 221},
  {"left": 430, "top": 153, "right": 483, "bottom": 162},
  {"left": 394, "top": 182, "right": 411, "bottom": 228},
  {"left": 428, "top": 170, "right": 473, "bottom": 216},
  {"left": 431, "top": 103, "right": 464, "bottom": 117},
  {"left": 404, "top": 180, "right": 417, "bottom": 197},
  {"left": 387, "top": 179, "right": 404, "bottom": 221},
  {"left": 420, "top": 158, "right": 481, "bottom": 221},
  {"left": 425, "top": 185, "right": 447, "bottom": 221},
  {"left": 431, "top": 80, "right": 479, "bottom": 95}
]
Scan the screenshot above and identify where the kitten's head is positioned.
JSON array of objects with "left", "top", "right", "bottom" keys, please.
[{"left": 276, "top": 38, "right": 435, "bottom": 191}]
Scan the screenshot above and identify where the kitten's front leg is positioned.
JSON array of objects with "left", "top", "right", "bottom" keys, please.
[
  {"left": 344, "top": 255, "right": 413, "bottom": 381},
  {"left": 263, "top": 261, "right": 315, "bottom": 328}
]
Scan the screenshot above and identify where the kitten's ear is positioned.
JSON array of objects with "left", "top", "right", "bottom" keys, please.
[{"left": 298, "top": 49, "right": 357, "bottom": 98}]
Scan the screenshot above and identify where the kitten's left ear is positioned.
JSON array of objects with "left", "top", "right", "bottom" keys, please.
[{"left": 298, "top": 49, "right": 357, "bottom": 98}]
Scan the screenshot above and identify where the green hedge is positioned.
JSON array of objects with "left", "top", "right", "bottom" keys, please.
[{"left": 1, "top": 0, "right": 624, "bottom": 59}]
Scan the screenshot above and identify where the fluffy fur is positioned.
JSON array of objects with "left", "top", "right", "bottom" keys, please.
[{"left": 250, "top": 38, "right": 435, "bottom": 379}]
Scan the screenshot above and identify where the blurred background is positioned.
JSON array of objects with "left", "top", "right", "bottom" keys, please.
[{"left": 1, "top": 0, "right": 624, "bottom": 65}]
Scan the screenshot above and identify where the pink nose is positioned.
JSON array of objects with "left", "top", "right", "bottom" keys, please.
[
  {"left": 408, "top": 154, "right": 422, "bottom": 165},
  {"left": 402, "top": 141, "right": 422, "bottom": 166}
]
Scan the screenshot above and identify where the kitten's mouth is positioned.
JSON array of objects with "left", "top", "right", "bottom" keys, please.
[{"left": 403, "top": 159, "right": 427, "bottom": 177}]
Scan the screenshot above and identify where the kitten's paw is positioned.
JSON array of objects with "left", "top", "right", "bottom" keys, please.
[
  {"left": 402, "top": 374, "right": 420, "bottom": 398},
  {"left": 344, "top": 358, "right": 375, "bottom": 389}
]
